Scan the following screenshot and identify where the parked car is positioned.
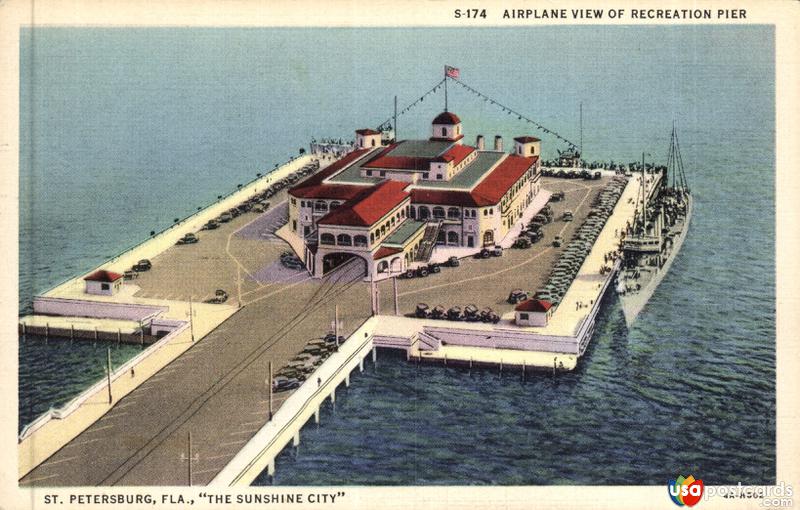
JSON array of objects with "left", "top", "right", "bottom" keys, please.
[
  {"left": 508, "top": 288, "right": 528, "bottom": 304},
  {"left": 429, "top": 305, "right": 445, "bottom": 319},
  {"left": 477, "top": 248, "right": 492, "bottom": 259},
  {"left": 415, "top": 303, "right": 430, "bottom": 318},
  {"left": 463, "top": 304, "right": 480, "bottom": 322},
  {"left": 427, "top": 263, "right": 441, "bottom": 274},
  {"left": 526, "top": 230, "right": 544, "bottom": 243},
  {"left": 593, "top": 171, "right": 602, "bottom": 180},
  {"left": 202, "top": 220, "right": 219, "bottom": 230},
  {"left": 491, "top": 246, "right": 503, "bottom": 257},
  {"left": 446, "top": 256, "right": 460, "bottom": 267},
  {"left": 272, "top": 377, "right": 301, "bottom": 392},
  {"left": 218, "top": 212, "right": 233, "bottom": 223},
  {"left": 177, "top": 233, "right": 198, "bottom": 245},
  {"left": 210, "top": 289, "right": 228, "bottom": 304},
  {"left": 553, "top": 235, "right": 564, "bottom": 247},
  {"left": 446, "top": 306, "right": 462, "bottom": 321},
  {"left": 416, "top": 266, "right": 430, "bottom": 277},
  {"left": 133, "top": 259, "right": 152, "bottom": 272},
  {"left": 550, "top": 191, "right": 565, "bottom": 202},
  {"left": 514, "top": 237, "right": 532, "bottom": 249},
  {"left": 563, "top": 210, "right": 574, "bottom": 221},
  {"left": 123, "top": 270, "right": 138, "bottom": 280}
]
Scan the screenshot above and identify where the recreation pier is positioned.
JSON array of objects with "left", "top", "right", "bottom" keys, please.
[{"left": 19, "top": 111, "right": 643, "bottom": 487}]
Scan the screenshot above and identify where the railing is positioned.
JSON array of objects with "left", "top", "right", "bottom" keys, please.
[{"left": 18, "top": 321, "right": 189, "bottom": 442}]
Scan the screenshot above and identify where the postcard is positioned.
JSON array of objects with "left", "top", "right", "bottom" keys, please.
[{"left": 0, "top": 0, "right": 798, "bottom": 508}]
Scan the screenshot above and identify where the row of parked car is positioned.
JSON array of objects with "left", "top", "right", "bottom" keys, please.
[
  {"left": 534, "top": 177, "right": 628, "bottom": 306},
  {"left": 201, "top": 161, "right": 320, "bottom": 232},
  {"left": 123, "top": 258, "right": 152, "bottom": 279},
  {"left": 541, "top": 168, "right": 603, "bottom": 180},
  {"left": 514, "top": 203, "right": 556, "bottom": 249},
  {"left": 399, "top": 256, "right": 460, "bottom": 279},
  {"left": 415, "top": 303, "right": 501, "bottom": 323},
  {"left": 272, "top": 332, "right": 345, "bottom": 392}
]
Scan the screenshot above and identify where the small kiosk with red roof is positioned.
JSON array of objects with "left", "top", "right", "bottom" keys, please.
[
  {"left": 83, "top": 269, "right": 124, "bottom": 296},
  {"left": 514, "top": 298, "right": 553, "bottom": 327}
]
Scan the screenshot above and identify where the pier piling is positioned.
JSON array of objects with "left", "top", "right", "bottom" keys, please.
[
  {"left": 292, "top": 432, "right": 300, "bottom": 448},
  {"left": 21, "top": 322, "right": 26, "bottom": 337},
  {"left": 314, "top": 407, "right": 320, "bottom": 425},
  {"left": 70, "top": 324, "right": 74, "bottom": 343},
  {"left": 371, "top": 346, "right": 376, "bottom": 363},
  {"left": 345, "top": 373, "right": 350, "bottom": 387},
  {"left": 94, "top": 327, "right": 98, "bottom": 344},
  {"left": 117, "top": 328, "right": 121, "bottom": 345},
  {"left": 45, "top": 322, "right": 49, "bottom": 340},
  {"left": 359, "top": 358, "right": 364, "bottom": 372}
]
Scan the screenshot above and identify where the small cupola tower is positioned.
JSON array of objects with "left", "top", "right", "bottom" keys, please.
[
  {"left": 355, "top": 128, "right": 382, "bottom": 149},
  {"left": 431, "top": 112, "right": 463, "bottom": 143},
  {"left": 513, "top": 136, "right": 541, "bottom": 157}
]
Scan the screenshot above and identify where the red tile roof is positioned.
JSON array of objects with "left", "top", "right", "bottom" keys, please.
[
  {"left": 289, "top": 149, "right": 371, "bottom": 200},
  {"left": 318, "top": 180, "right": 410, "bottom": 227},
  {"left": 84, "top": 269, "right": 123, "bottom": 282},
  {"left": 432, "top": 111, "right": 461, "bottom": 125},
  {"left": 514, "top": 136, "right": 541, "bottom": 143},
  {"left": 515, "top": 299, "right": 552, "bottom": 312},
  {"left": 471, "top": 155, "right": 537, "bottom": 205},
  {"left": 411, "top": 155, "right": 537, "bottom": 207},
  {"left": 432, "top": 144, "right": 474, "bottom": 165},
  {"left": 356, "top": 128, "right": 381, "bottom": 135},
  {"left": 373, "top": 246, "right": 402, "bottom": 260}
]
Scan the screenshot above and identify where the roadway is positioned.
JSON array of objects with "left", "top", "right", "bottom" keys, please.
[{"left": 20, "top": 259, "right": 370, "bottom": 486}]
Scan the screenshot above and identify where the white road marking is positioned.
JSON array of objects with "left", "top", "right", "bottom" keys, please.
[
  {"left": 41, "top": 455, "right": 79, "bottom": 467},
  {"left": 20, "top": 473, "right": 60, "bottom": 484}
]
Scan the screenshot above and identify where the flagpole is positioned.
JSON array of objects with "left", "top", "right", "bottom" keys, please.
[{"left": 444, "top": 66, "right": 448, "bottom": 112}]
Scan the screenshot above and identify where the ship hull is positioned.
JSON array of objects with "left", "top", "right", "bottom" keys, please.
[{"left": 619, "top": 194, "right": 693, "bottom": 326}]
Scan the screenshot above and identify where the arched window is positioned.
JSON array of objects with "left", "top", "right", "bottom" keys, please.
[
  {"left": 320, "top": 233, "right": 335, "bottom": 245},
  {"left": 418, "top": 206, "right": 430, "bottom": 219},
  {"left": 377, "top": 260, "right": 389, "bottom": 273},
  {"left": 370, "top": 232, "right": 375, "bottom": 243},
  {"left": 371, "top": 139, "right": 376, "bottom": 147},
  {"left": 354, "top": 235, "right": 367, "bottom": 247},
  {"left": 337, "top": 234, "right": 352, "bottom": 246},
  {"left": 436, "top": 231, "right": 446, "bottom": 245},
  {"left": 441, "top": 127, "right": 447, "bottom": 137},
  {"left": 391, "top": 217, "right": 395, "bottom": 226},
  {"left": 390, "top": 257, "right": 402, "bottom": 271},
  {"left": 433, "top": 207, "right": 445, "bottom": 219},
  {"left": 329, "top": 201, "right": 341, "bottom": 210},
  {"left": 447, "top": 207, "right": 460, "bottom": 219},
  {"left": 315, "top": 200, "right": 328, "bottom": 212},
  {"left": 447, "top": 231, "right": 459, "bottom": 245},
  {"left": 409, "top": 207, "right": 416, "bottom": 219}
]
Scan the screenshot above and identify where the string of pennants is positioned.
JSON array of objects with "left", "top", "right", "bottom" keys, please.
[{"left": 377, "top": 76, "right": 578, "bottom": 151}]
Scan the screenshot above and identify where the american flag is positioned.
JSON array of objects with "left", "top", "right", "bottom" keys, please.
[{"left": 445, "top": 65, "right": 460, "bottom": 78}]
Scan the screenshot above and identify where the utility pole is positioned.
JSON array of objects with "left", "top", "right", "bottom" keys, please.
[
  {"left": 268, "top": 361, "right": 273, "bottom": 420},
  {"left": 106, "top": 347, "right": 113, "bottom": 404},
  {"left": 180, "top": 432, "right": 199, "bottom": 486},
  {"left": 188, "top": 296, "right": 195, "bottom": 342},
  {"left": 393, "top": 95, "right": 398, "bottom": 141},
  {"left": 334, "top": 304, "right": 339, "bottom": 348},
  {"left": 393, "top": 273, "right": 399, "bottom": 316}
]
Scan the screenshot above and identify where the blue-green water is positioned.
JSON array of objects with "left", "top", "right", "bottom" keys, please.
[{"left": 20, "top": 26, "right": 774, "bottom": 484}]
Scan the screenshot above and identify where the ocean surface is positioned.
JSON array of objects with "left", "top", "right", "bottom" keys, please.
[{"left": 19, "top": 26, "right": 775, "bottom": 484}]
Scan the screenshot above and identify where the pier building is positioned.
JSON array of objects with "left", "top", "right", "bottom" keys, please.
[
  {"left": 83, "top": 270, "right": 124, "bottom": 296},
  {"left": 287, "top": 112, "right": 542, "bottom": 279}
]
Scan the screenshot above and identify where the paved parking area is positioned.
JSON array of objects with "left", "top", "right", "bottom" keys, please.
[{"left": 376, "top": 176, "right": 611, "bottom": 317}]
